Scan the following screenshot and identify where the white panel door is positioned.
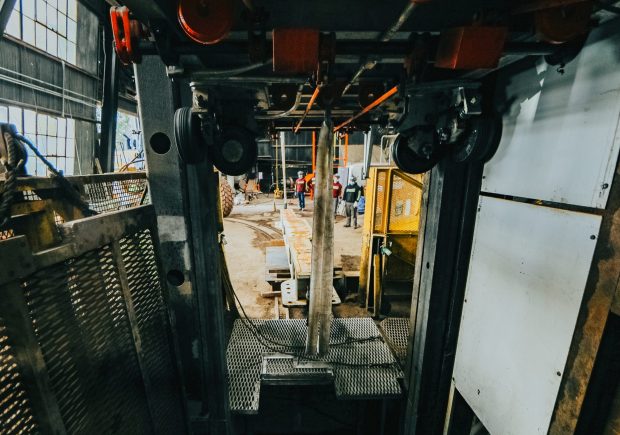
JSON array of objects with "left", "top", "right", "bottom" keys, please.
[
  {"left": 453, "top": 196, "right": 601, "bottom": 435},
  {"left": 482, "top": 29, "right": 620, "bottom": 208}
]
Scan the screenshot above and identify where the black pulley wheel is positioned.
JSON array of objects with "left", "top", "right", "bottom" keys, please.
[
  {"left": 451, "top": 114, "right": 503, "bottom": 164},
  {"left": 392, "top": 132, "right": 442, "bottom": 174},
  {"left": 174, "top": 107, "right": 206, "bottom": 164},
  {"left": 211, "top": 128, "right": 258, "bottom": 176}
]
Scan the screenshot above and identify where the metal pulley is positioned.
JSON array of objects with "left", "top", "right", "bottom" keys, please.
[
  {"left": 174, "top": 107, "right": 206, "bottom": 164},
  {"left": 178, "top": 0, "right": 234, "bottom": 45},
  {"left": 174, "top": 107, "right": 258, "bottom": 175},
  {"left": 109, "top": 6, "right": 146, "bottom": 65},
  {"left": 391, "top": 128, "right": 443, "bottom": 174},
  {"left": 211, "top": 128, "right": 258, "bottom": 176},
  {"left": 450, "top": 115, "right": 503, "bottom": 164}
]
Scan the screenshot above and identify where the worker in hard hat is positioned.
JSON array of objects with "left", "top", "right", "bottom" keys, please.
[
  {"left": 343, "top": 175, "right": 362, "bottom": 228},
  {"left": 295, "top": 171, "right": 307, "bottom": 211},
  {"left": 333, "top": 174, "right": 343, "bottom": 217}
]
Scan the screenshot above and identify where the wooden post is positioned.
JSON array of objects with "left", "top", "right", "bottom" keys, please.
[{"left": 306, "top": 119, "right": 334, "bottom": 356}]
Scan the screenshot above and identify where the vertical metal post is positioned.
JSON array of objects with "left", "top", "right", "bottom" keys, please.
[
  {"left": 0, "top": 0, "right": 17, "bottom": 38},
  {"left": 135, "top": 57, "right": 231, "bottom": 433},
  {"left": 404, "top": 161, "right": 484, "bottom": 435},
  {"left": 99, "top": 26, "right": 119, "bottom": 172},
  {"left": 185, "top": 164, "right": 232, "bottom": 434},
  {"left": 280, "top": 132, "right": 287, "bottom": 209},
  {"left": 306, "top": 118, "right": 334, "bottom": 355}
]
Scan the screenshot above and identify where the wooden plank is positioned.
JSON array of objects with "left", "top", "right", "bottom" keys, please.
[{"left": 280, "top": 208, "right": 313, "bottom": 278}]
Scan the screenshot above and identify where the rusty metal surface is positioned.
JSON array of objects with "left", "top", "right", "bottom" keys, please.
[{"left": 549, "top": 162, "right": 620, "bottom": 434}]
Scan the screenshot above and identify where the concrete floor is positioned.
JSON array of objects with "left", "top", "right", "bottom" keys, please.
[{"left": 223, "top": 195, "right": 368, "bottom": 319}]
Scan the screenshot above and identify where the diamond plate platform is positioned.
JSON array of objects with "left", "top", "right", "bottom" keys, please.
[
  {"left": 227, "top": 318, "right": 403, "bottom": 413},
  {"left": 379, "top": 318, "right": 410, "bottom": 364}
]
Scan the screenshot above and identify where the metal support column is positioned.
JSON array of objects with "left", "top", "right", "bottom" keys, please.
[
  {"left": 0, "top": 0, "right": 17, "bottom": 38},
  {"left": 99, "top": 26, "right": 119, "bottom": 172},
  {"left": 280, "top": 131, "right": 287, "bottom": 209},
  {"left": 306, "top": 118, "right": 335, "bottom": 355},
  {"left": 135, "top": 57, "right": 231, "bottom": 433},
  {"left": 404, "top": 160, "right": 484, "bottom": 435}
]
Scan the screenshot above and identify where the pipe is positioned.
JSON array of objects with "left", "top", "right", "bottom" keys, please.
[
  {"left": 279, "top": 132, "right": 287, "bottom": 209},
  {"left": 342, "top": 1, "right": 421, "bottom": 96},
  {"left": 334, "top": 86, "right": 398, "bottom": 132},
  {"left": 380, "top": 1, "right": 419, "bottom": 42},
  {"left": 294, "top": 87, "right": 320, "bottom": 133},
  {"left": 341, "top": 58, "right": 377, "bottom": 96},
  {"left": 255, "top": 84, "right": 304, "bottom": 120},
  {"left": 306, "top": 117, "right": 335, "bottom": 356},
  {"left": 191, "top": 59, "right": 273, "bottom": 78},
  {"left": 191, "top": 76, "right": 307, "bottom": 85}
]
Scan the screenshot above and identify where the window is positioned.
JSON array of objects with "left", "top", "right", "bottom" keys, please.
[
  {"left": 0, "top": 105, "right": 76, "bottom": 176},
  {"left": 5, "top": 0, "right": 78, "bottom": 64}
]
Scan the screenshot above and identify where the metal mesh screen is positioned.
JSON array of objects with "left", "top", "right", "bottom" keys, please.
[
  {"left": 388, "top": 174, "right": 422, "bottom": 232},
  {"left": 85, "top": 178, "right": 148, "bottom": 213},
  {"left": 21, "top": 247, "right": 153, "bottom": 433},
  {"left": 1, "top": 173, "right": 149, "bottom": 242},
  {"left": 373, "top": 171, "right": 387, "bottom": 232},
  {"left": 0, "top": 320, "right": 39, "bottom": 434},
  {"left": 120, "top": 229, "right": 186, "bottom": 434}
]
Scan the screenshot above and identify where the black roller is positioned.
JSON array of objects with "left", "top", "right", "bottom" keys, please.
[
  {"left": 392, "top": 129, "right": 442, "bottom": 174},
  {"left": 451, "top": 114, "right": 503, "bottom": 164},
  {"left": 174, "top": 107, "right": 206, "bottom": 164},
  {"left": 211, "top": 128, "right": 258, "bottom": 176}
]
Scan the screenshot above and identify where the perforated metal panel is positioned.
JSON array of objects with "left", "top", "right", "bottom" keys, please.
[
  {"left": 86, "top": 178, "right": 148, "bottom": 213},
  {"left": 227, "top": 318, "right": 403, "bottom": 414},
  {"left": 374, "top": 171, "right": 387, "bottom": 232},
  {"left": 22, "top": 248, "right": 152, "bottom": 434},
  {"left": 388, "top": 174, "right": 422, "bottom": 233},
  {"left": 0, "top": 320, "right": 38, "bottom": 434},
  {"left": 0, "top": 203, "right": 187, "bottom": 433},
  {"left": 379, "top": 318, "right": 410, "bottom": 364},
  {"left": 120, "top": 229, "right": 186, "bottom": 434}
]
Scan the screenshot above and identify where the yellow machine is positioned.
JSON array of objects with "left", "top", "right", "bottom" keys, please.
[{"left": 359, "top": 167, "right": 423, "bottom": 316}]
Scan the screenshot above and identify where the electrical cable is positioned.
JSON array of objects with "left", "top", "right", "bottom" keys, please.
[
  {"left": 229, "top": 285, "right": 399, "bottom": 368},
  {"left": 15, "top": 134, "right": 97, "bottom": 216}
]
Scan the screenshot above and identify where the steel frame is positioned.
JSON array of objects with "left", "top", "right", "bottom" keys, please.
[{"left": 134, "top": 56, "right": 232, "bottom": 433}]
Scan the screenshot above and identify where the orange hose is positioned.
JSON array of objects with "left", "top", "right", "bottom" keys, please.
[
  {"left": 334, "top": 86, "right": 398, "bottom": 132},
  {"left": 294, "top": 86, "right": 320, "bottom": 133}
]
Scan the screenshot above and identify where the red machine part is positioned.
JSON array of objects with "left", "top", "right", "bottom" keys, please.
[
  {"left": 110, "top": 6, "right": 144, "bottom": 65},
  {"left": 272, "top": 29, "right": 320, "bottom": 74},
  {"left": 435, "top": 26, "right": 508, "bottom": 70},
  {"left": 534, "top": 2, "right": 592, "bottom": 44},
  {"left": 178, "top": 0, "right": 234, "bottom": 45}
]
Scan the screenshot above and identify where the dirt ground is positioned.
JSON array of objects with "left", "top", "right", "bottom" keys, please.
[{"left": 223, "top": 194, "right": 368, "bottom": 319}]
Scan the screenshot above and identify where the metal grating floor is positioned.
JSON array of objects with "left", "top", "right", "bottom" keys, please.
[
  {"left": 379, "top": 318, "right": 410, "bottom": 364},
  {"left": 227, "top": 318, "right": 403, "bottom": 413}
]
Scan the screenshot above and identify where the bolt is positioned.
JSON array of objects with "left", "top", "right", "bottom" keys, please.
[
  {"left": 590, "top": 235, "right": 596, "bottom": 240},
  {"left": 602, "top": 183, "right": 609, "bottom": 189},
  {"left": 470, "top": 97, "right": 477, "bottom": 104}
]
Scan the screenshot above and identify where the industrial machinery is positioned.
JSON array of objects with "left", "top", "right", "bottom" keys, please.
[
  {"left": 107, "top": 0, "right": 592, "bottom": 175},
  {"left": 2, "top": 1, "right": 620, "bottom": 435}
]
